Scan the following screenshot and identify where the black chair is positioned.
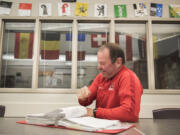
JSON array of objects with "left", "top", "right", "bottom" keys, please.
[
  {"left": 0, "top": 105, "right": 5, "bottom": 117},
  {"left": 153, "top": 108, "right": 180, "bottom": 119}
]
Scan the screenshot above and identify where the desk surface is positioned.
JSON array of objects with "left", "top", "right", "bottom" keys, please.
[{"left": 0, "top": 118, "right": 180, "bottom": 135}]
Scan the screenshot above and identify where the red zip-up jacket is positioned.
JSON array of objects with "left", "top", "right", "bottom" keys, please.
[{"left": 78, "top": 65, "right": 143, "bottom": 122}]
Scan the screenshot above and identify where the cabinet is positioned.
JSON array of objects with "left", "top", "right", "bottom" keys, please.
[{"left": 0, "top": 0, "right": 180, "bottom": 93}]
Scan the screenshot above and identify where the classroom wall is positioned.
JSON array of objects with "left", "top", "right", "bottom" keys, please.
[{"left": 1, "top": 0, "right": 180, "bottom": 118}]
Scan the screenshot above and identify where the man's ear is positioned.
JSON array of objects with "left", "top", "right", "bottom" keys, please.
[{"left": 115, "top": 57, "right": 122, "bottom": 67}]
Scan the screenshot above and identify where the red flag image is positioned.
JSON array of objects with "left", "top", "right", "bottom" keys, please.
[
  {"left": 115, "top": 33, "right": 120, "bottom": 44},
  {"left": 14, "top": 32, "right": 34, "bottom": 59},
  {"left": 66, "top": 51, "right": 85, "bottom": 61},
  {"left": 19, "top": 3, "right": 32, "bottom": 10},
  {"left": 126, "top": 35, "right": 132, "bottom": 61},
  {"left": 91, "top": 34, "right": 107, "bottom": 48}
]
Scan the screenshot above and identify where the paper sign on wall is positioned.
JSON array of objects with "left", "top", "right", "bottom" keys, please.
[
  {"left": 94, "top": 4, "right": 107, "bottom": 17},
  {"left": 18, "top": 3, "right": 32, "bottom": 16},
  {"left": 133, "top": 2, "right": 147, "bottom": 16},
  {"left": 75, "top": 2, "right": 88, "bottom": 16},
  {"left": 39, "top": 3, "right": 51, "bottom": 16},
  {"left": 150, "top": 3, "right": 163, "bottom": 17},
  {"left": 114, "top": 5, "right": 127, "bottom": 18},
  {"left": 0, "top": 1, "right": 12, "bottom": 15},
  {"left": 58, "top": 3, "right": 70, "bottom": 16},
  {"left": 169, "top": 4, "right": 180, "bottom": 18}
]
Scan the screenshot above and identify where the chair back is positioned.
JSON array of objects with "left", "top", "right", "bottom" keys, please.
[
  {"left": 153, "top": 108, "right": 180, "bottom": 119},
  {"left": 0, "top": 105, "right": 5, "bottom": 117}
]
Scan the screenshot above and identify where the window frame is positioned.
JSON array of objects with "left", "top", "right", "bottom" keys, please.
[{"left": 0, "top": 17, "right": 180, "bottom": 94}]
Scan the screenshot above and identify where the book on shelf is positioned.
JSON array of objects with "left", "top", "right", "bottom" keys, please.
[{"left": 21, "top": 106, "right": 133, "bottom": 133}]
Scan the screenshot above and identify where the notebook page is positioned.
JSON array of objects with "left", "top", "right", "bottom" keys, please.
[{"left": 65, "top": 116, "right": 120, "bottom": 129}]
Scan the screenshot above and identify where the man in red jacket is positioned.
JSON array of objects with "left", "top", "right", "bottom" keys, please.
[{"left": 78, "top": 43, "right": 143, "bottom": 122}]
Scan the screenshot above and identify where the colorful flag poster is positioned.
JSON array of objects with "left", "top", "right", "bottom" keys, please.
[
  {"left": 156, "top": 4, "right": 163, "bottom": 17},
  {"left": 58, "top": 3, "right": 70, "bottom": 16},
  {"left": 14, "top": 33, "right": 34, "bottom": 59},
  {"left": 75, "top": 2, "right": 88, "bottom": 16},
  {"left": 114, "top": 5, "right": 127, "bottom": 18},
  {"left": 66, "top": 33, "right": 85, "bottom": 41},
  {"left": 169, "top": 5, "right": 180, "bottom": 18},
  {"left": 18, "top": 3, "right": 32, "bottom": 16},
  {"left": 150, "top": 3, "right": 163, "bottom": 17},
  {"left": 41, "top": 32, "right": 60, "bottom": 59},
  {"left": 0, "top": 1, "right": 12, "bottom": 15},
  {"left": 39, "top": 3, "right": 51, "bottom": 16},
  {"left": 133, "top": 2, "right": 147, "bottom": 16},
  {"left": 94, "top": 4, "right": 107, "bottom": 17},
  {"left": 91, "top": 34, "right": 107, "bottom": 48}
]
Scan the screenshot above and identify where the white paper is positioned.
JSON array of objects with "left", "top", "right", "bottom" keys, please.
[
  {"left": 18, "top": 9, "right": 31, "bottom": 16},
  {"left": 0, "top": 7, "right": 11, "bottom": 15},
  {"left": 65, "top": 117, "right": 119, "bottom": 129}
]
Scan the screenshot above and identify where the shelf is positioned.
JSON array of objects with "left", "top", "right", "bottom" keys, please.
[{"left": 2, "top": 54, "right": 97, "bottom": 66}]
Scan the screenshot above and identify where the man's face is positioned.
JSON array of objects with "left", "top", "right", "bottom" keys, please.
[{"left": 97, "top": 48, "right": 117, "bottom": 79}]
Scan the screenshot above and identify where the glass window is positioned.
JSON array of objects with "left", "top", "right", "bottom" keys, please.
[
  {"left": 0, "top": 22, "right": 35, "bottom": 88},
  {"left": 115, "top": 23, "right": 148, "bottom": 89},
  {"left": 77, "top": 23, "right": 109, "bottom": 88},
  {"left": 153, "top": 23, "right": 180, "bottom": 89},
  {"left": 38, "top": 22, "right": 72, "bottom": 88}
]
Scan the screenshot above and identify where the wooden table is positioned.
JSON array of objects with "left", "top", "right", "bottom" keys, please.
[{"left": 0, "top": 118, "right": 180, "bottom": 135}]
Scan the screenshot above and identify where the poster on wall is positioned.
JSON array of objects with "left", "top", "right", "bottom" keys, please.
[
  {"left": 39, "top": 3, "right": 51, "bottom": 16},
  {"left": 58, "top": 3, "right": 70, "bottom": 16},
  {"left": 150, "top": 3, "right": 163, "bottom": 17},
  {"left": 114, "top": 4, "right": 127, "bottom": 18},
  {"left": 169, "top": 4, "right": 180, "bottom": 18},
  {"left": 0, "top": 1, "right": 12, "bottom": 15},
  {"left": 75, "top": 2, "right": 88, "bottom": 16},
  {"left": 18, "top": 3, "right": 32, "bottom": 16},
  {"left": 133, "top": 2, "right": 147, "bottom": 17},
  {"left": 94, "top": 4, "right": 107, "bottom": 17}
]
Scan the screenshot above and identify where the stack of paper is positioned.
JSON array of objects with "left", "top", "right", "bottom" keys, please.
[
  {"left": 26, "top": 113, "right": 55, "bottom": 125},
  {"left": 25, "top": 106, "right": 132, "bottom": 132}
]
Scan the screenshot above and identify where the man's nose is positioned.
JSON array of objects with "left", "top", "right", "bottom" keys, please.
[{"left": 98, "top": 64, "right": 102, "bottom": 70}]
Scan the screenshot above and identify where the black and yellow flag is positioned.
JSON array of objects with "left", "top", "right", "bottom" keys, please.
[{"left": 41, "top": 32, "right": 60, "bottom": 59}]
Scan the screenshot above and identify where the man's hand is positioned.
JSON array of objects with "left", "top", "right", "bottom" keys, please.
[
  {"left": 85, "top": 108, "right": 94, "bottom": 117},
  {"left": 78, "top": 86, "right": 91, "bottom": 101}
]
